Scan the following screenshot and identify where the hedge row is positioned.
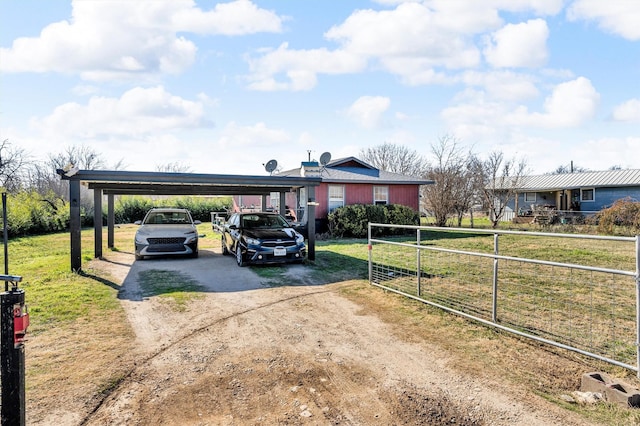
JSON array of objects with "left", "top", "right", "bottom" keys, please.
[
  {"left": 1, "top": 192, "right": 233, "bottom": 237},
  {"left": 328, "top": 204, "right": 419, "bottom": 238}
]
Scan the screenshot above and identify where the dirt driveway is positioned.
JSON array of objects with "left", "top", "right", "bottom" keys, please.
[{"left": 73, "top": 247, "right": 593, "bottom": 425}]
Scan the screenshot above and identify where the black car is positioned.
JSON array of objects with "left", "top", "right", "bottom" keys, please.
[{"left": 221, "top": 212, "right": 306, "bottom": 267}]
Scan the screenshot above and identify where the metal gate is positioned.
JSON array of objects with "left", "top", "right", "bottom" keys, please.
[{"left": 368, "top": 223, "right": 640, "bottom": 375}]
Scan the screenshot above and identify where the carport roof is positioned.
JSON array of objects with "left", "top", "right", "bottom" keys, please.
[{"left": 58, "top": 169, "right": 322, "bottom": 196}]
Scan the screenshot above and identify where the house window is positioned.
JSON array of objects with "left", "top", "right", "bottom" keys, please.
[
  {"left": 373, "top": 186, "right": 388, "bottom": 205},
  {"left": 581, "top": 188, "right": 595, "bottom": 202},
  {"left": 328, "top": 185, "right": 344, "bottom": 212},
  {"left": 524, "top": 192, "right": 536, "bottom": 203}
]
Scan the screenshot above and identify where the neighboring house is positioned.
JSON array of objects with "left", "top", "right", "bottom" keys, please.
[
  {"left": 233, "top": 157, "right": 432, "bottom": 230},
  {"left": 510, "top": 168, "right": 640, "bottom": 217}
]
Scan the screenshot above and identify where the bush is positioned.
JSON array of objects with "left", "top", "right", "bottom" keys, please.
[
  {"left": 328, "top": 204, "right": 419, "bottom": 238},
  {"left": 1, "top": 190, "right": 71, "bottom": 237},
  {"left": 114, "top": 195, "right": 233, "bottom": 223},
  {"left": 595, "top": 197, "right": 640, "bottom": 235},
  {"left": 0, "top": 191, "right": 234, "bottom": 238}
]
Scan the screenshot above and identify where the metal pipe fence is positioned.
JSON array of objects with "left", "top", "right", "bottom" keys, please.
[{"left": 367, "top": 223, "right": 640, "bottom": 375}]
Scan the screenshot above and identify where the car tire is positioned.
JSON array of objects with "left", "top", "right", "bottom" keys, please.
[
  {"left": 221, "top": 236, "right": 229, "bottom": 255},
  {"left": 190, "top": 249, "right": 199, "bottom": 259},
  {"left": 135, "top": 254, "right": 143, "bottom": 261},
  {"left": 235, "top": 245, "right": 245, "bottom": 267}
]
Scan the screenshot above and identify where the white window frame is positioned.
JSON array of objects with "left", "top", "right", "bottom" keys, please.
[
  {"left": 580, "top": 188, "right": 595, "bottom": 202},
  {"left": 373, "top": 186, "right": 389, "bottom": 205},
  {"left": 524, "top": 192, "right": 537, "bottom": 203},
  {"left": 328, "top": 185, "right": 345, "bottom": 212}
]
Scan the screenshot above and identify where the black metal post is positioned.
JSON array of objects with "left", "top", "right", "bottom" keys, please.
[
  {"left": 3, "top": 193, "right": 8, "bottom": 291},
  {"left": 1, "top": 286, "right": 26, "bottom": 426}
]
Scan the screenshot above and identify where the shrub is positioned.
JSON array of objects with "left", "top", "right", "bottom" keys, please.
[
  {"left": 328, "top": 204, "right": 419, "bottom": 238},
  {"left": 595, "top": 197, "right": 640, "bottom": 236},
  {"left": 114, "top": 195, "right": 233, "bottom": 223}
]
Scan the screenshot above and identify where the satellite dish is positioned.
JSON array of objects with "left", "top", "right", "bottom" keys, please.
[
  {"left": 319, "top": 152, "right": 332, "bottom": 166},
  {"left": 264, "top": 159, "right": 278, "bottom": 174}
]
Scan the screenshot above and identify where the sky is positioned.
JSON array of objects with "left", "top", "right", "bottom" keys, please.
[{"left": 1, "top": 0, "right": 640, "bottom": 177}]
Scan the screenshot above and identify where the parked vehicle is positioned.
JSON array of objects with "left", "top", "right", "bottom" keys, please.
[
  {"left": 221, "top": 212, "right": 306, "bottom": 267},
  {"left": 134, "top": 208, "right": 201, "bottom": 260}
]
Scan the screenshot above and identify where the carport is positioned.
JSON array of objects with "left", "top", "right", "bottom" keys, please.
[{"left": 58, "top": 169, "right": 322, "bottom": 272}]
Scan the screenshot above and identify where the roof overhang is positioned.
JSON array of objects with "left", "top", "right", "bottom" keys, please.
[{"left": 59, "top": 169, "right": 322, "bottom": 196}]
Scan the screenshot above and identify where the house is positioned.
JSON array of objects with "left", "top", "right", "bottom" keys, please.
[
  {"left": 233, "top": 156, "right": 432, "bottom": 231},
  {"left": 510, "top": 168, "right": 640, "bottom": 221}
]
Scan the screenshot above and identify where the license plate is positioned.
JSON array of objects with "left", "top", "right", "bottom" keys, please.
[{"left": 274, "top": 247, "right": 286, "bottom": 256}]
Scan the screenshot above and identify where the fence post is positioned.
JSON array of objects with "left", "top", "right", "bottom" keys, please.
[
  {"left": 636, "top": 235, "right": 640, "bottom": 378},
  {"left": 492, "top": 233, "right": 499, "bottom": 323},
  {"left": 368, "top": 223, "right": 372, "bottom": 285},
  {"left": 1, "top": 276, "right": 27, "bottom": 426},
  {"left": 417, "top": 227, "right": 421, "bottom": 297}
]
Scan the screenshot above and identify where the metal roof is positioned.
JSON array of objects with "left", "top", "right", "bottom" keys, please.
[
  {"left": 517, "top": 169, "right": 640, "bottom": 191},
  {"left": 60, "top": 169, "right": 321, "bottom": 195},
  {"left": 278, "top": 156, "right": 433, "bottom": 185}
]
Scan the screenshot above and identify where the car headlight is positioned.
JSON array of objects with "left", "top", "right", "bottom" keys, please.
[
  {"left": 184, "top": 230, "right": 197, "bottom": 243},
  {"left": 245, "top": 237, "right": 260, "bottom": 246},
  {"left": 295, "top": 233, "right": 304, "bottom": 245}
]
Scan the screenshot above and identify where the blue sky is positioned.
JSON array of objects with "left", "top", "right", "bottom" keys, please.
[{"left": 1, "top": 0, "right": 639, "bottom": 176}]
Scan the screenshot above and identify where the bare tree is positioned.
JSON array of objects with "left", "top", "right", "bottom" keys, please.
[
  {"left": 452, "top": 154, "right": 483, "bottom": 227},
  {"left": 421, "top": 136, "right": 476, "bottom": 227},
  {"left": 551, "top": 162, "right": 588, "bottom": 174},
  {"left": 359, "top": 142, "right": 427, "bottom": 177},
  {"left": 480, "top": 151, "right": 528, "bottom": 228},
  {"left": 47, "top": 145, "right": 108, "bottom": 171},
  {"left": 0, "top": 139, "right": 31, "bottom": 192},
  {"left": 155, "top": 161, "right": 192, "bottom": 173}
]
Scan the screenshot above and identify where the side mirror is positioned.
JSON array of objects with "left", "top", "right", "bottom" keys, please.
[
  {"left": 194, "top": 220, "right": 202, "bottom": 225},
  {"left": 228, "top": 224, "right": 237, "bottom": 230},
  {"left": 134, "top": 220, "right": 142, "bottom": 225}
]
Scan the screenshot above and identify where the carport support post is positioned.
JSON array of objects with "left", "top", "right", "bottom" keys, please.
[
  {"left": 279, "top": 192, "right": 286, "bottom": 216},
  {"left": 94, "top": 189, "right": 103, "bottom": 259},
  {"left": 70, "top": 179, "right": 82, "bottom": 272},
  {"left": 261, "top": 195, "right": 268, "bottom": 212},
  {"left": 107, "top": 193, "right": 115, "bottom": 248},
  {"left": 307, "top": 186, "right": 316, "bottom": 261}
]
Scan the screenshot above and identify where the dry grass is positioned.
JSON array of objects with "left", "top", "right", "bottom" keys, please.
[{"left": 339, "top": 281, "right": 640, "bottom": 425}]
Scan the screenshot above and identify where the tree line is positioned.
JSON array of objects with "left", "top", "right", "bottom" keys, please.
[
  {"left": 360, "top": 136, "right": 527, "bottom": 228},
  {"left": 0, "top": 140, "right": 212, "bottom": 236}
]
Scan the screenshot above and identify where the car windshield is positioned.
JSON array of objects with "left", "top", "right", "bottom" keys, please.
[
  {"left": 144, "top": 211, "right": 191, "bottom": 225},
  {"left": 241, "top": 214, "right": 288, "bottom": 229}
]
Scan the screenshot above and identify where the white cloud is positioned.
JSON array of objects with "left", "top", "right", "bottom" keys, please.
[
  {"left": 31, "top": 86, "right": 210, "bottom": 139},
  {"left": 245, "top": 1, "right": 564, "bottom": 91},
  {"left": 0, "top": 0, "right": 284, "bottom": 80},
  {"left": 484, "top": 19, "right": 549, "bottom": 68},
  {"left": 346, "top": 96, "right": 391, "bottom": 129},
  {"left": 461, "top": 71, "right": 540, "bottom": 102},
  {"left": 612, "top": 99, "right": 640, "bottom": 122},
  {"left": 245, "top": 43, "right": 366, "bottom": 91},
  {"left": 568, "top": 0, "right": 640, "bottom": 40},
  {"left": 217, "top": 121, "right": 290, "bottom": 147},
  {"left": 442, "top": 77, "right": 599, "bottom": 135},
  {"left": 171, "top": 0, "right": 283, "bottom": 35},
  {"left": 508, "top": 77, "right": 600, "bottom": 127},
  {"left": 580, "top": 137, "right": 640, "bottom": 170}
]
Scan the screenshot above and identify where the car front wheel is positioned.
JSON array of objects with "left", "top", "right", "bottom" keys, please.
[{"left": 235, "top": 244, "right": 245, "bottom": 267}]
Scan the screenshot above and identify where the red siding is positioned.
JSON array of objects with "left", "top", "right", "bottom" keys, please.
[
  {"left": 313, "top": 183, "right": 420, "bottom": 219},
  {"left": 233, "top": 183, "right": 420, "bottom": 220},
  {"left": 389, "top": 184, "right": 420, "bottom": 210}
]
